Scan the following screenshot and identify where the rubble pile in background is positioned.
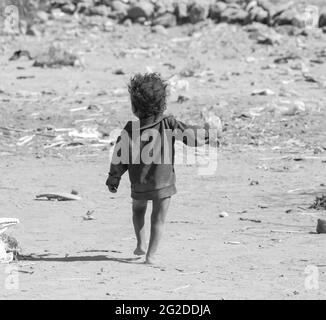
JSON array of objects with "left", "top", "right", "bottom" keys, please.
[{"left": 1, "top": 0, "right": 326, "bottom": 34}]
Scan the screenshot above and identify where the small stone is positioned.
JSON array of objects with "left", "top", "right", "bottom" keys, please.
[
  {"left": 219, "top": 211, "right": 229, "bottom": 218},
  {"left": 123, "top": 19, "right": 133, "bottom": 27}
]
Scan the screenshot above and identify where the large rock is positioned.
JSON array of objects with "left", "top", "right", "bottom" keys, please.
[
  {"left": 127, "top": 1, "right": 154, "bottom": 21},
  {"left": 319, "top": 10, "right": 326, "bottom": 28},
  {"left": 108, "top": 0, "right": 129, "bottom": 20},
  {"left": 152, "top": 12, "right": 177, "bottom": 28},
  {"left": 220, "top": 6, "right": 250, "bottom": 25},
  {"left": 209, "top": 1, "right": 227, "bottom": 22},
  {"left": 154, "top": 0, "right": 175, "bottom": 16},
  {"left": 246, "top": 2, "right": 269, "bottom": 24},
  {"left": 175, "top": 0, "right": 188, "bottom": 20},
  {"left": 87, "top": 5, "right": 110, "bottom": 16},
  {"left": 274, "top": 8, "right": 306, "bottom": 28},
  {"left": 61, "top": 3, "right": 76, "bottom": 14},
  {"left": 188, "top": 2, "right": 210, "bottom": 24}
]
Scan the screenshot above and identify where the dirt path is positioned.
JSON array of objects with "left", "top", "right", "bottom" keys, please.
[{"left": 0, "top": 10, "right": 326, "bottom": 299}]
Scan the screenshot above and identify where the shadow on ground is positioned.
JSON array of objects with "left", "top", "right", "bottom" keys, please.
[{"left": 18, "top": 254, "right": 142, "bottom": 264}]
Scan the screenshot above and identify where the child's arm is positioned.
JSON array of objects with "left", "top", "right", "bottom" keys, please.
[
  {"left": 106, "top": 134, "right": 128, "bottom": 193},
  {"left": 169, "top": 116, "right": 218, "bottom": 147}
]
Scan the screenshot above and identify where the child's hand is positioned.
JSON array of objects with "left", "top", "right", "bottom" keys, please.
[
  {"left": 106, "top": 175, "right": 120, "bottom": 193},
  {"left": 108, "top": 185, "right": 117, "bottom": 193}
]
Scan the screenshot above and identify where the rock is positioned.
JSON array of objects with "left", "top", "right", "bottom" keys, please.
[
  {"left": 152, "top": 12, "right": 177, "bottom": 28},
  {"left": 319, "top": 10, "right": 326, "bottom": 28},
  {"left": 109, "top": 0, "right": 129, "bottom": 20},
  {"left": 127, "top": 1, "right": 154, "bottom": 21},
  {"left": 36, "top": 10, "right": 49, "bottom": 22},
  {"left": 188, "top": 2, "right": 209, "bottom": 24},
  {"left": 155, "top": 0, "right": 175, "bottom": 15},
  {"left": 26, "top": 24, "right": 42, "bottom": 37},
  {"left": 123, "top": 19, "right": 133, "bottom": 27},
  {"left": 88, "top": 5, "right": 110, "bottom": 16},
  {"left": 151, "top": 25, "right": 168, "bottom": 35},
  {"left": 248, "top": 5, "right": 269, "bottom": 24},
  {"left": 175, "top": 0, "right": 188, "bottom": 20},
  {"left": 274, "top": 8, "right": 305, "bottom": 27},
  {"left": 103, "top": 20, "right": 115, "bottom": 32},
  {"left": 33, "top": 46, "right": 79, "bottom": 68},
  {"left": 251, "top": 88, "right": 275, "bottom": 96},
  {"left": 246, "top": 23, "right": 282, "bottom": 45},
  {"left": 209, "top": 1, "right": 227, "bottom": 22},
  {"left": 219, "top": 211, "right": 229, "bottom": 218},
  {"left": 61, "top": 3, "right": 76, "bottom": 15},
  {"left": 220, "top": 6, "right": 250, "bottom": 25}
]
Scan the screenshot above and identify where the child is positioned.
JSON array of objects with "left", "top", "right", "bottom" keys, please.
[{"left": 106, "top": 73, "right": 214, "bottom": 264}]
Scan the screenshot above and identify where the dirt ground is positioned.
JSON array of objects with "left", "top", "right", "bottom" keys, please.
[{"left": 1, "top": 6, "right": 326, "bottom": 299}]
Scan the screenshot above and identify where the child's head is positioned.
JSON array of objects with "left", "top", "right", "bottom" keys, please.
[{"left": 128, "top": 73, "right": 168, "bottom": 119}]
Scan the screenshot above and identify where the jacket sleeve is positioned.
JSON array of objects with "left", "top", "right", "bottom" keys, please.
[
  {"left": 107, "top": 129, "right": 129, "bottom": 189},
  {"left": 168, "top": 116, "right": 211, "bottom": 147}
]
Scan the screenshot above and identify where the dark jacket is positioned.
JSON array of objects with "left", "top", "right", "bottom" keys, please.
[{"left": 107, "top": 114, "right": 210, "bottom": 200}]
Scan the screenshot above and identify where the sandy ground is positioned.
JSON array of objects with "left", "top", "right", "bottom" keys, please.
[{"left": 0, "top": 8, "right": 326, "bottom": 299}]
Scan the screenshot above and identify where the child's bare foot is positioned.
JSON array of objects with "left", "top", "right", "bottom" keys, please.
[
  {"left": 134, "top": 247, "right": 146, "bottom": 256},
  {"left": 145, "top": 255, "right": 156, "bottom": 265}
]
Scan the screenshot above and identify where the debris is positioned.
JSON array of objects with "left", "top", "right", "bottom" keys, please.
[
  {"left": 316, "top": 219, "right": 326, "bottom": 234},
  {"left": 239, "top": 218, "right": 262, "bottom": 223},
  {"left": 274, "top": 53, "right": 300, "bottom": 64},
  {"left": 83, "top": 210, "right": 95, "bottom": 221},
  {"left": 35, "top": 192, "right": 82, "bottom": 201},
  {"left": 224, "top": 241, "right": 241, "bottom": 245},
  {"left": 270, "top": 229, "right": 307, "bottom": 234},
  {"left": 309, "top": 195, "right": 326, "bottom": 210},
  {"left": 0, "top": 218, "right": 20, "bottom": 263},
  {"left": 9, "top": 50, "right": 33, "bottom": 61},
  {"left": 201, "top": 108, "right": 223, "bottom": 136},
  {"left": 168, "top": 76, "right": 190, "bottom": 94},
  {"left": 177, "top": 95, "right": 190, "bottom": 103},
  {"left": 0, "top": 234, "right": 20, "bottom": 261},
  {"left": 151, "top": 25, "right": 168, "bottom": 36},
  {"left": 113, "top": 68, "right": 125, "bottom": 75},
  {"left": 17, "top": 135, "right": 35, "bottom": 146},
  {"left": 0, "top": 218, "right": 20, "bottom": 234},
  {"left": 33, "top": 46, "right": 79, "bottom": 68},
  {"left": 251, "top": 88, "right": 275, "bottom": 96},
  {"left": 219, "top": 211, "right": 229, "bottom": 218}
]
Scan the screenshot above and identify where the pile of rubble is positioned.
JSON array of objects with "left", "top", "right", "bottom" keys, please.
[{"left": 2, "top": 0, "right": 326, "bottom": 32}]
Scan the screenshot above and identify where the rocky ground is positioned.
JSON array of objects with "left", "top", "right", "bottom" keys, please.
[{"left": 0, "top": 0, "right": 326, "bottom": 300}]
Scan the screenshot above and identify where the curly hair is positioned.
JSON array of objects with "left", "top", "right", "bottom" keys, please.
[{"left": 128, "top": 73, "right": 168, "bottom": 119}]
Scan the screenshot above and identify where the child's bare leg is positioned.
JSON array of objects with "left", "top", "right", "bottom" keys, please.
[
  {"left": 146, "top": 197, "right": 171, "bottom": 264},
  {"left": 132, "top": 199, "right": 148, "bottom": 255}
]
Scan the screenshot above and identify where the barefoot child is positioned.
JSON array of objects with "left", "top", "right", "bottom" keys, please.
[{"left": 106, "top": 73, "right": 214, "bottom": 264}]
